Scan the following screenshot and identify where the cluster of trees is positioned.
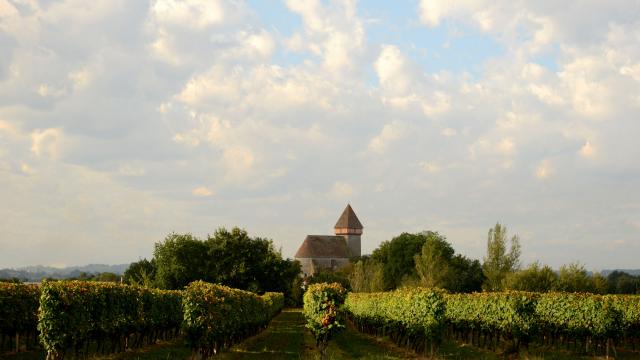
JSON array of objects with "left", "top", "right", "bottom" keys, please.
[
  {"left": 124, "top": 227, "right": 301, "bottom": 302},
  {"left": 316, "top": 223, "right": 639, "bottom": 295},
  {"left": 345, "top": 231, "right": 484, "bottom": 293}
]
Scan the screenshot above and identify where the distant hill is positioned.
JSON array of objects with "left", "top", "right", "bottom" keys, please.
[{"left": 0, "top": 263, "right": 131, "bottom": 282}]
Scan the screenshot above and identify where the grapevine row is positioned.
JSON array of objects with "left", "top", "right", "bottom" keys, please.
[
  {"left": 0, "top": 283, "right": 39, "bottom": 352},
  {"left": 182, "top": 280, "right": 284, "bottom": 358},
  {"left": 343, "top": 289, "right": 640, "bottom": 356},
  {"left": 1, "top": 280, "right": 284, "bottom": 359},
  {"left": 38, "top": 280, "right": 182, "bottom": 359},
  {"left": 345, "top": 288, "right": 446, "bottom": 356}
]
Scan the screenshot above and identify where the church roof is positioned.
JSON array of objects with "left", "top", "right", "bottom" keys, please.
[
  {"left": 334, "top": 204, "right": 363, "bottom": 229},
  {"left": 294, "top": 235, "right": 350, "bottom": 259}
]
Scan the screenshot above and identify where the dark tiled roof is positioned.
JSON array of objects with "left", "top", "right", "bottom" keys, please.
[
  {"left": 334, "top": 204, "right": 363, "bottom": 229},
  {"left": 294, "top": 235, "right": 350, "bottom": 258}
]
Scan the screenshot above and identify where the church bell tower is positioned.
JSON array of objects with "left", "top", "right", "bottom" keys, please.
[{"left": 334, "top": 204, "right": 363, "bottom": 257}]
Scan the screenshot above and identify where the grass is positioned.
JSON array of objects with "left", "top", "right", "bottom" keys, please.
[{"left": 217, "top": 309, "right": 310, "bottom": 359}]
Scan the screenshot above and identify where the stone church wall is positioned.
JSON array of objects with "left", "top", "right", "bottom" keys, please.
[{"left": 297, "top": 257, "right": 350, "bottom": 276}]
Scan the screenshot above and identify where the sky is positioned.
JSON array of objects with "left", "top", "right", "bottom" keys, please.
[{"left": 1, "top": 0, "right": 639, "bottom": 270}]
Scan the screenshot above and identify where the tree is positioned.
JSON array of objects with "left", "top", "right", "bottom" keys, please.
[
  {"left": 447, "top": 255, "right": 485, "bottom": 293},
  {"left": 309, "top": 269, "right": 351, "bottom": 291},
  {"left": 591, "top": 272, "right": 608, "bottom": 294},
  {"left": 557, "top": 262, "right": 592, "bottom": 293},
  {"left": 607, "top": 271, "right": 639, "bottom": 294},
  {"left": 482, "top": 223, "right": 521, "bottom": 291},
  {"left": 414, "top": 233, "right": 454, "bottom": 288},
  {"left": 371, "top": 232, "right": 434, "bottom": 290},
  {"left": 205, "top": 227, "right": 300, "bottom": 295},
  {"left": 124, "top": 258, "right": 156, "bottom": 287},
  {"left": 154, "top": 233, "right": 209, "bottom": 290},
  {"left": 348, "top": 258, "right": 385, "bottom": 292},
  {"left": 503, "top": 262, "right": 558, "bottom": 292}
]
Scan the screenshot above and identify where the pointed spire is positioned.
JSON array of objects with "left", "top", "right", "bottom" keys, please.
[{"left": 334, "top": 204, "right": 363, "bottom": 229}]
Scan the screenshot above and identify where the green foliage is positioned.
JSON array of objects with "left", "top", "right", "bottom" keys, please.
[
  {"left": 38, "top": 280, "right": 182, "bottom": 359},
  {"left": 206, "top": 227, "right": 300, "bottom": 295},
  {"left": 348, "top": 258, "right": 385, "bottom": 293},
  {"left": 371, "top": 231, "right": 438, "bottom": 290},
  {"left": 483, "top": 223, "right": 521, "bottom": 291},
  {"left": 303, "top": 283, "right": 347, "bottom": 351},
  {"left": 414, "top": 234, "right": 454, "bottom": 288},
  {"left": 503, "top": 262, "right": 559, "bottom": 292},
  {"left": 308, "top": 269, "right": 351, "bottom": 291},
  {"left": 0, "top": 283, "right": 39, "bottom": 344},
  {"left": 152, "top": 228, "right": 300, "bottom": 303},
  {"left": 181, "top": 280, "right": 284, "bottom": 358},
  {"left": 154, "top": 233, "right": 209, "bottom": 290},
  {"left": 445, "top": 291, "right": 539, "bottom": 351},
  {"left": 591, "top": 272, "right": 609, "bottom": 294},
  {"left": 344, "top": 287, "right": 446, "bottom": 355},
  {"left": 610, "top": 294, "right": 640, "bottom": 338},
  {"left": 557, "top": 262, "right": 593, "bottom": 293},
  {"left": 344, "top": 287, "right": 640, "bottom": 356},
  {"left": 447, "top": 255, "right": 485, "bottom": 293},
  {"left": 535, "top": 292, "right": 621, "bottom": 339},
  {"left": 411, "top": 234, "right": 484, "bottom": 293},
  {"left": 607, "top": 270, "right": 640, "bottom": 294},
  {"left": 124, "top": 258, "right": 156, "bottom": 287}
]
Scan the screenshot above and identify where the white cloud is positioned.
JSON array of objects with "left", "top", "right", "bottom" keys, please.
[
  {"left": 329, "top": 181, "right": 354, "bottom": 198},
  {"left": 469, "top": 137, "right": 516, "bottom": 158},
  {"left": 420, "top": 162, "right": 441, "bottom": 173},
  {"left": 441, "top": 128, "right": 457, "bottom": 136},
  {"left": 535, "top": 160, "right": 552, "bottom": 179},
  {"left": 579, "top": 141, "right": 595, "bottom": 158},
  {"left": 30, "top": 128, "right": 62, "bottom": 159},
  {"left": 422, "top": 92, "right": 451, "bottom": 116},
  {"left": 620, "top": 63, "right": 640, "bottom": 82},
  {"left": 559, "top": 56, "right": 611, "bottom": 116},
  {"left": 151, "top": 0, "right": 224, "bottom": 29},
  {"left": 368, "top": 121, "right": 407, "bottom": 154},
  {"left": 284, "top": 0, "right": 364, "bottom": 74},
  {"left": 222, "top": 146, "right": 255, "bottom": 181},
  {"left": 68, "top": 69, "right": 90, "bottom": 91},
  {"left": 192, "top": 186, "right": 214, "bottom": 197},
  {"left": 528, "top": 84, "right": 564, "bottom": 105},
  {"left": 375, "top": 45, "right": 410, "bottom": 93},
  {"left": 1, "top": 0, "right": 640, "bottom": 270}
]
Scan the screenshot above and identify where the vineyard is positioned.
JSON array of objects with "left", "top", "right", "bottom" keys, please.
[
  {"left": 0, "top": 280, "right": 284, "bottom": 359},
  {"left": 2, "top": 280, "right": 639, "bottom": 359},
  {"left": 342, "top": 288, "right": 640, "bottom": 358}
]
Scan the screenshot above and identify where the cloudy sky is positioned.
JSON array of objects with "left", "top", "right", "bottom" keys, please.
[{"left": 1, "top": 0, "right": 639, "bottom": 270}]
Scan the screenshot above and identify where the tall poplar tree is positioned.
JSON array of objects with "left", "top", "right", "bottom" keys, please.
[{"left": 482, "top": 223, "right": 521, "bottom": 291}]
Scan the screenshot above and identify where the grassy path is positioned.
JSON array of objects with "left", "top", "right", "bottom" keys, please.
[
  {"left": 217, "top": 309, "right": 309, "bottom": 359},
  {"left": 220, "top": 308, "right": 410, "bottom": 359}
]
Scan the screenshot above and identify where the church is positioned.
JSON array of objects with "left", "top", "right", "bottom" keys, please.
[{"left": 294, "top": 204, "right": 363, "bottom": 275}]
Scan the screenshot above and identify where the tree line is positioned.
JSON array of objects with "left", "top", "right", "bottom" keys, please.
[
  {"left": 330, "top": 223, "right": 639, "bottom": 295},
  {"left": 123, "top": 227, "right": 301, "bottom": 304}
]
